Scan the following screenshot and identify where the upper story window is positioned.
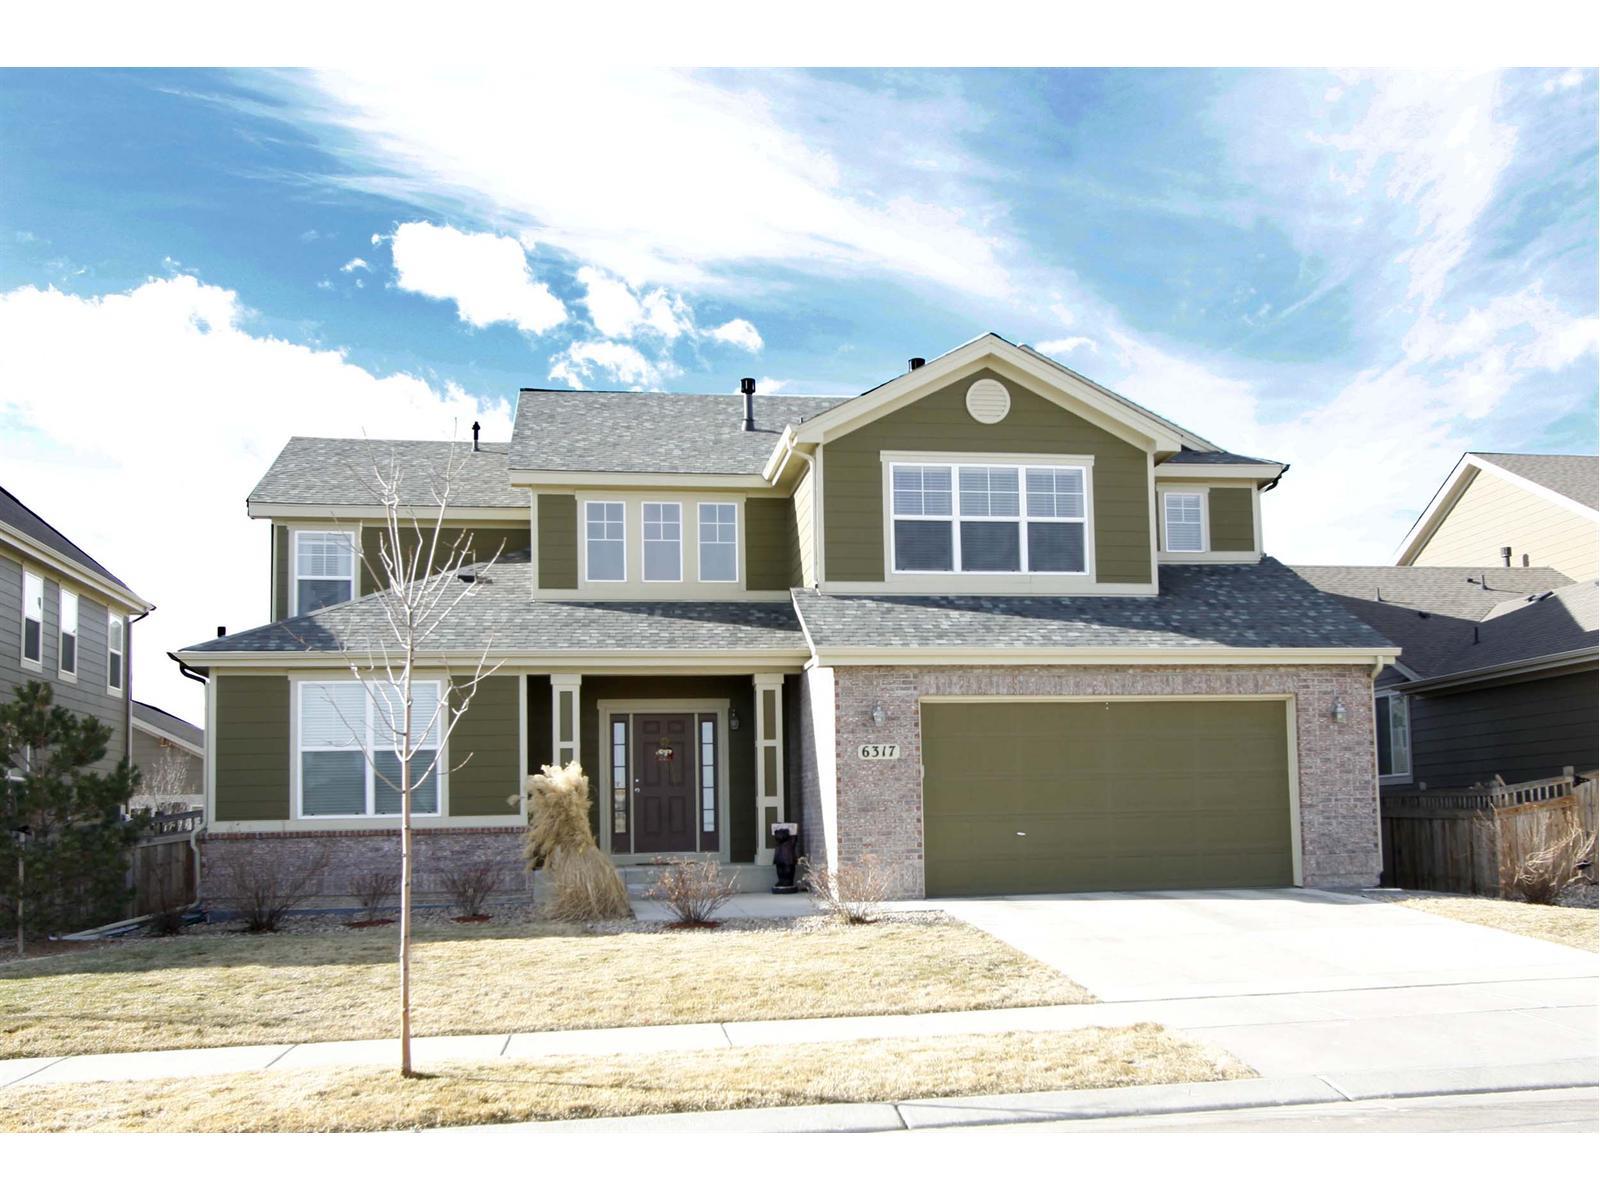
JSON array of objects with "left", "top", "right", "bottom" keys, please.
[
  {"left": 58, "top": 589, "right": 78, "bottom": 679},
  {"left": 293, "top": 530, "right": 357, "bottom": 615},
  {"left": 585, "top": 501, "right": 626, "bottom": 582},
  {"left": 642, "top": 502, "right": 682, "bottom": 582},
  {"left": 1376, "top": 693, "right": 1411, "bottom": 780},
  {"left": 297, "top": 679, "right": 441, "bottom": 817},
  {"left": 1163, "top": 492, "right": 1205, "bottom": 553},
  {"left": 20, "top": 570, "right": 43, "bottom": 669},
  {"left": 890, "top": 461, "right": 1088, "bottom": 575},
  {"left": 698, "top": 503, "right": 738, "bottom": 582},
  {"left": 107, "top": 612, "right": 124, "bottom": 694}
]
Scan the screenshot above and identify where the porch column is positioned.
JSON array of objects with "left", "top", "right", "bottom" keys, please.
[
  {"left": 753, "top": 673, "right": 785, "bottom": 866},
  {"left": 551, "top": 674, "right": 581, "bottom": 769}
]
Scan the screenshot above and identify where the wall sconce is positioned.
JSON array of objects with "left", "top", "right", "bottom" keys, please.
[
  {"left": 729, "top": 707, "right": 740, "bottom": 732},
  {"left": 870, "top": 701, "right": 887, "bottom": 726},
  {"left": 1331, "top": 698, "right": 1347, "bottom": 723}
]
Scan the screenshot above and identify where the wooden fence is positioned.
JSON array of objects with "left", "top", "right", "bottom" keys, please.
[
  {"left": 129, "top": 808, "right": 203, "bottom": 916},
  {"left": 1380, "top": 776, "right": 1597, "bottom": 896}
]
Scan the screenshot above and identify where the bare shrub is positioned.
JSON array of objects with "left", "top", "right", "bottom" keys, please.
[
  {"left": 802, "top": 854, "right": 892, "bottom": 924},
  {"left": 441, "top": 864, "right": 499, "bottom": 918},
  {"left": 522, "top": 763, "right": 632, "bottom": 922},
  {"left": 220, "top": 847, "right": 330, "bottom": 933},
  {"left": 351, "top": 870, "right": 398, "bottom": 921},
  {"left": 1506, "top": 821, "right": 1597, "bottom": 905},
  {"left": 647, "top": 859, "right": 739, "bottom": 926}
]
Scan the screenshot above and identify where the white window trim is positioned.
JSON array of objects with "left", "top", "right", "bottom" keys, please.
[
  {"left": 57, "top": 587, "right": 78, "bottom": 682},
  {"left": 106, "top": 611, "right": 124, "bottom": 696},
  {"left": 696, "top": 501, "right": 740, "bottom": 584},
  {"left": 20, "top": 569, "right": 43, "bottom": 671},
  {"left": 886, "top": 458, "right": 1092, "bottom": 576},
  {"left": 1162, "top": 489, "right": 1209, "bottom": 554},
  {"left": 1377, "top": 691, "right": 1413, "bottom": 783},
  {"left": 292, "top": 677, "right": 449, "bottom": 820},
  {"left": 289, "top": 528, "right": 358, "bottom": 617},
  {"left": 583, "top": 499, "right": 628, "bottom": 584},
  {"left": 641, "top": 500, "right": 684, "bottom": 583}
]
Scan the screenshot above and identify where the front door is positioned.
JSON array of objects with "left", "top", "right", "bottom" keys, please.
[{"left": 632, "top": 712, "right": 697, "bottom": 854}]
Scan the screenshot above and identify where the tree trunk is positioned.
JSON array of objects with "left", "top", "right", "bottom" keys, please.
[{"left": 399, "top": 673, "right": 414, "bottom": 1078}]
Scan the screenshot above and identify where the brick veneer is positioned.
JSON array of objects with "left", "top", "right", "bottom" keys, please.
[{"left": 802, "top": 663, "right": 1380, "bottom": 899}]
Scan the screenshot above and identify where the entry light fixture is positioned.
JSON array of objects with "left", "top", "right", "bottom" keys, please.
[
  {"left": 729, "top": 707, "right": 740, "bottom": 732},
  {"left": 870, "top": 701, "right": 887, "bottom": 726},
  {"left": 1331, "top": 698, "right": 1347, "bottom": 723}
]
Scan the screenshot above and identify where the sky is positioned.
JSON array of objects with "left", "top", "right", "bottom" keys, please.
[{"left": 1, "top": 67, "right": 1596, "bottom": 725}]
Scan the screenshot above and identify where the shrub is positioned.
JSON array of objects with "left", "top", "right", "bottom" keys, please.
[
  {"left": 802, "top": 854, "right": 891, "bottom": 924},
  {"left": 441, "top": 863, "right": 499, "bottom": 918},
  {"left": 350, "top": 869, "right": 398, "bottom": 921},
  {"left": 647, "top": 859, "right": 739, "bottom": 926},
  {"left": 1505, "top": 820, "right": 1597, "bottom": 905},
  {"left": 521, "top": 763, "right": 632, "bottom": 922},
  {"left": 221, "top": 846, "right": 330, "bottom": 933}
]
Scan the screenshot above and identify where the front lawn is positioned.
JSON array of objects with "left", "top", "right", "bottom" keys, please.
[
  {"left": 0, "top": 915, "right": 1091, "bottom": 1059},
  {"left": 0, "top": 1024, "right": 1245, "bottom": 1132},
  {"left": 1396, "top": 894, "right": 1597, "bottom": 952}
]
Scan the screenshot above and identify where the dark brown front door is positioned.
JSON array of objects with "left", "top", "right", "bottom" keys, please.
[{"left": 632, "top": 713, "right": 696, "bottom": 854}]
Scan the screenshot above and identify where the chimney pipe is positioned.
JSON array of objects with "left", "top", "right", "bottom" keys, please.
[
  {"left": 740, "top": 377, "right": 756, "bottom": 432},
  {"left": 1499, "top": 545, "right": 1511, "bottom": 569},
  {"left": 908, "top": 357, "right": 926, "bottom": 370},
  {"left": 472, "top": 420, "right": 481, "bottom": 452},
  {"left": 216, "top": 626, "right": 226, "bottom": 639}
]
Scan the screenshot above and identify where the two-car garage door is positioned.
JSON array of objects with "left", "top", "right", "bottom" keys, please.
[{"left": 922, "top": 699, "right": 1295, "bottom": 897}]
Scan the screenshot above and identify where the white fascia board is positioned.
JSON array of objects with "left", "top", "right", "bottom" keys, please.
[
  {"left": 807, "top": 645, "right": 1400, "bottom": 668},
  {"left": 1154, "top": 463, "right": 1284, "bottom": 481},
  {"left": 1467, "top": 455, "right": 1600, "bottom": 521},
  {"left": 247, "top": 502, "right": 528, "bottom": 521},
  {"left": 1394, "top": 646, "right": 1598, "bottom": 694},
  {"left": 178, "top": 649, "right": 809, "bottom": 672},
  {"left": 0, "top": 523, "right": 154, "bottom": 614}
]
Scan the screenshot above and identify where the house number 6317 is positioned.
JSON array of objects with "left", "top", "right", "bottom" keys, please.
[{"left": 857, "top": 743, "right": 901, "bottom": 760}]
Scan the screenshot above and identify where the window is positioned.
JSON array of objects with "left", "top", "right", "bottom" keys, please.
[
  {"left": 699, "top": 716, "right": 717, "bottom": 834},
  {"left": 58, "top": 590, "right": 78, "bottom": 678},
  {"left": 293, "top": 530, "right": 356, "bottom": 615},
  {"left": 642, "top": 502, "right": 682, "bottom": 581},
  {"left": 1163, "top": 492, "right": 1205, "bottom": 553},
  {"left": 1376, "top": 693, "right": 1411, "bottom": 779},
  {"left": 21, "top": 570, "right": 43, "bottom": 668},
  {"left": 890, "top": 461, "right": 1089, "bottom": 574},
  {"left": 298, "top": 679, "right": 441, "bottom": 817},
  {"left": 107, "top": 613, "right": 124, "bottom": 693},
  {"left": 585, "top": 501, "right": 626, "bottom": 582},
  {"left": 698, "top": 503, "right": 738, "bottom": 582},
  {"left": 610, "top": 717, "right": 629, "bottom": 839}
]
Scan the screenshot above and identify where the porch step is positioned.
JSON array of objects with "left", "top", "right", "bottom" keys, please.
[{"left": 533, "top": 862, "right": 776, "bottom": 899}]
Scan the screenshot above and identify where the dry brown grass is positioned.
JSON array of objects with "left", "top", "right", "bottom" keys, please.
[
  {"left": 1397, "top": 894, "right": 1598, "bottom": 952},
  {"left": 0, "top": 917, "right": 1091, "bottom": 1060},
  {"left": 0, "top": 1024, "right": 1246, "bottom": 1132}
]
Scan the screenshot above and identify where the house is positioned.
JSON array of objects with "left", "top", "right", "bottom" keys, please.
[
  {"left": 129, "top": 699, "right": 205, "bottom": 808},
  {"left": 1395, "top": 452, "right": 1598, "bottom": 581},
  {"left": 1, "top": 483, "right": 154, "bottom": 768},
  {"left": 174, "top": 334, "right": 1398, "bottom": 902}
]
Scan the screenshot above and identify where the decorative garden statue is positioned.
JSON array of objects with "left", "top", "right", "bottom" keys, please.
[{"left": 771, "top": 826, "right": 800, "bottom": 894}]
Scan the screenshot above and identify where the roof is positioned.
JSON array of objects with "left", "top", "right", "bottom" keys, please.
[
  {"left": 1472, "top": 452, "right": 1598, "bottom": 510},
  {"left": 0, "top": 483, "right": 145, "bottom": 604},
  {"left": 792, "top": 559, "right": 1393, "bottom": 655},
  {"left": 180, "top": 553, "right": 807, "bottom": 658},
  {"left": 249, "top": 438, "right": 529, "bottom": 510},
  {"left": 1289, "top": 565, "right": 1593, "bottom": 681},
  {"left": 1164, "top": 450, "right": 1282, "bottom": 467},
  {"left": 509, "top": 391, "right": 843, "bottom": 475},
  {"left": 131, "top": 700, "right": 204, "bottom": 750}
]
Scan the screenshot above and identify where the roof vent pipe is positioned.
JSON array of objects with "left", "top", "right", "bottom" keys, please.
[
  {"left": 471, "top": 420, "right": 481, "bottom": 452},
  {"left": 1500, "top": 545, "right": 1511, "bottom": 568},
  {"left": 216, "top": 626, "right": 226, "bottom": 639},
  {"left": 908, "top": 357, "right": 926, "bottom": 370},
  {"left": 740, "top": 377, "right": 756, "bottom": 432}
]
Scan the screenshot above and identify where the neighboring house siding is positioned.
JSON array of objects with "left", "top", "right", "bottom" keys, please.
[
  {"left": 131, "top": 727, "right": 204, "bottom": 795},
  {"left": 745, "top": 497, "right": 800, "bottom": 591},
  {"left": 1411, "top": 470, "right": 1598, "bottom": 580},
  {"left": 359, "top": 526, "right": 532, "bottom": 595},
  {"left": 1404, "top": 669, "right": 1599, "bottom": 789},
  {"left": 794, "top": 465, "right": 817, "bottom": 586},
  {"left": 821, "top": 368, "right": 1152, "bottom": 584},
  {"left": 214, "top": 674, "right": 291, "bottom": 821},
  {"left": 1208, "top": 487, "right": 1255, "bottom": 552},
  {"left": 272, "top": 524, "right": 289, "bottom": 622},
  {"left": 537, "top": 494, "right": 578, "bottom": 589},
  {"left": 448, "top": 674, "right": 522, "bottom": 818}
]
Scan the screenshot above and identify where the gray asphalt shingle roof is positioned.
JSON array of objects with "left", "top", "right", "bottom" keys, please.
[
  {"left": 791, "top": 558, "right": 1392, "bottom": 652},
  {"left": 249, "top": 438, "right": 529, "bottom": 509},
  {"left": 1474, "top": 452, "right": 1597, "bottom": 510},
  {"left": 1165, "top": 450, "right": 1282, "bottom": 466},
  {"left": 132, "top": 700, "right": 204, "bottom": 746},
  {"left": 0, "top": 483, "right": 136, "bottom": 594},
  {"left": 509, "top": 390, "right": 845, "bottom": 475}
]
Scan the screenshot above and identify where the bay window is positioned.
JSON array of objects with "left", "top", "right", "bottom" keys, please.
[
  {"left": 293, "top": 530, "right": 356, "bottom": 614},
  {"left": 642, "top": 502, "right": 682, "bottom": 581},
  {"left": 58, "top": 589, "right": 78, "bottom": 678},
  {"left": 21, "top": 570, "right": 43, "bottom": 668},
  {"left": 585, "top": 501, "right": 626, "bottom": 582},
  {"left": 698, "top": 502, "right": 738, "bottom": 582},
  {"left": 297, "top": 679, "right": 441, "bottom": 817},
  {"left": 890, "top": 461, "right": 1089, "bottom": 575},
  {"left": 1376, "top": 693, "right": 1411, "bottom": 780}
]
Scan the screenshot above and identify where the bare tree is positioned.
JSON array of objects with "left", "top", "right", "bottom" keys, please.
[{"left": 130, "top": 747, "right": 199, "bottom": 813}]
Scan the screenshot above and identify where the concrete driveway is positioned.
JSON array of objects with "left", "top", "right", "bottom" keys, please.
[{"left": 927, "top": 889, "right": 1599, "bottom": 1084}]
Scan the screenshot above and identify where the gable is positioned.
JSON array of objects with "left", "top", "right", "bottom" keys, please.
[{"left": 1408, "top": 466, "right": 1598, "bottom": 580}]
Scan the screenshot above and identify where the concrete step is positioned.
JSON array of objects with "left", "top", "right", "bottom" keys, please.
[{"left": 533, "top": 861, "right": 778, "bottom": 899}]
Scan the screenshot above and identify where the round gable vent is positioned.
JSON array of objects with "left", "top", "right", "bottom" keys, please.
[{"left": 965, "top": 378, "right": 1011, "bottom": 424}]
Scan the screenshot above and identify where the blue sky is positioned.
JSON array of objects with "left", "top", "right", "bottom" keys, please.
[{"left": 1, "top": 67, "right": 1596, "bottom": 721}]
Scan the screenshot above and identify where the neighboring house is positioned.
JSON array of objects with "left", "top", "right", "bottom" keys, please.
[
  {"left": 1, "top": 483, "right": 153, "bottom": 768},
  {"left": 130, "top": 699, "right": 205, "bottom": 806},
  {"left": 175, "top": 334, "right": 1397, "bottom": 902},
  {"left": 1395, "top": 452, "right": 1598, "bottom": 581}
]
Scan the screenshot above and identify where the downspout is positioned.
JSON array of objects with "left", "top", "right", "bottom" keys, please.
[{"left": 126, "top": 607, "right": 154, "bottom": 766}]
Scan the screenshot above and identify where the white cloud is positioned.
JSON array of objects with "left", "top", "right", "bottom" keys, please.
[
  {"left": 575, "top": 267, "right": 692, "bottom": 342},
  {"left": 389, "top": 221, "right": 566, "bottom": 334},
  {"left": 548, "top": 340, "right": 667, "bottom": 390},
  {"left": 1543, "top": 69, "right": 1584, "bottom": 94},
  {"left": 754, "top": 376, "right": 789, "bottom": 394},
  {"left": 707, "top": 318, "right": 763, "bottom": 353},
  {"left": 1035, "top": 335, "right": 1097, "bottom": 358},
  {"left": 339, "top": 257, "right": 369, "bottom": 273},
  {"left": 0, "top": 274, "right": 509, "bottom": 725}
]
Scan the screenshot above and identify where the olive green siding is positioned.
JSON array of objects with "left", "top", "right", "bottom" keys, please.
[
  {"left": 537, "top": 494, "right": 578, "bottom": 588},
  {"left": 214, "top": 675, "right": 291, "bottom": 821},
  {"left": 745, "top": 497, "right": 801, "bottom": 590},
  {"left": 272, "top": 525, "right": 290, "bottom": 622},
  {"left": 447, "top": 674, "right": 523, "bottom": 817},
  {"left": 359, "top": 526, "right": 531, "bottom": 595},
  {"left": 922, "top": 699, "right": 1293, "bottom": 895},
  {"left": 1208, "top": 488, "right": 1256, "bottom": 553},
  {"left": 821, "top": 369, "right": 1152, "bottom": 584}
]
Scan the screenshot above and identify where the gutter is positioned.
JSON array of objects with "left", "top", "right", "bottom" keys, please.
[
  {"left": 170, "top": 650, "right": 209, "bottom": 684},
  {"left": 1262, "top": 463, "right": 1290, "bottom": 492}
]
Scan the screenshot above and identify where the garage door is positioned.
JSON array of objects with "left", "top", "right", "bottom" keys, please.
[{"left": 922, "top": 699, "right": 1294, "bottom": 896}]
